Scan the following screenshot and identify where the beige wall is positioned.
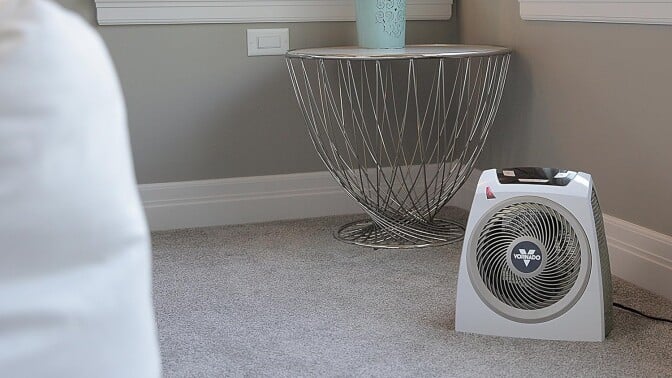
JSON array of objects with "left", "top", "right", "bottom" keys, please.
[
  {"left": 56, "top": 0, "right": 458, "bottom": 184},
  {"left": 459, "top": 0, "right": 672, "bottom": 235}
]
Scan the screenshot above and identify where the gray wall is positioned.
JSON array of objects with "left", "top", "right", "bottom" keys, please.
[
  {"left": 56, "top": 0, "right": 458, "bottom": 184},
  {"left": 55, "top": 1, "right": 670, "bottom": 234},
  {"left": 459, "top": 0, "right": 672, "bottom": 235}
]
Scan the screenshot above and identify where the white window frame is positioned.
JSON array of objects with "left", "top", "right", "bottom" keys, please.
[
  {"left": 95, "top": 0, "right": 453, "bottom": 25},
  {"left": 520, "top": 0, "right": 672, "bottom": 24}
]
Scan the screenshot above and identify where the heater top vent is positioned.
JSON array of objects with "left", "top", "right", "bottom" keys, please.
[{"left": 497, "top": 167, "right": 577, "bottom": 186}]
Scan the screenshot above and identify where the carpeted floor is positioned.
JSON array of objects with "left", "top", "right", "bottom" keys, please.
[{"left": 152, "top": 208, "right": 672, "bottom": 377}]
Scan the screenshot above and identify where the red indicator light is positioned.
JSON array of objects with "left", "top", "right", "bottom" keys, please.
[{"left": 486, "top": 186, "right": 496, "bottom": 199}]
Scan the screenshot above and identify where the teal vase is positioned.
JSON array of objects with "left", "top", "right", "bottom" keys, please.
[{"left": 356, "top": 0, "right": 406, "bottom": 49}]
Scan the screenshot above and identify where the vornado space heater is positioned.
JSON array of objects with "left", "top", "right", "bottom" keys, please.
[{"left": 455, "top": 168, "right": 613, "bottom": 341}]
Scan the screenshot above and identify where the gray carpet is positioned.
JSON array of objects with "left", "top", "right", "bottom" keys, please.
[{"left": 152, "top": 208, "right": 672, "bottom": 377}]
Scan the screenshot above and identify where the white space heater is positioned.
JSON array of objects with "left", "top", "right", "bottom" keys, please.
[{"left": 455, "top": 168, "right": 613, "bottom": 341}]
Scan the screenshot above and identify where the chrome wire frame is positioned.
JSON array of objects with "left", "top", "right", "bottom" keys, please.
[{"left": 286, "top": 53, "right": 511, "bottom": 249}]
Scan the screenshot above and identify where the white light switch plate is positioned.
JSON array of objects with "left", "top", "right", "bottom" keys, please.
[{"left": 247, "top": 28, "right": 289, "bottom": 56}]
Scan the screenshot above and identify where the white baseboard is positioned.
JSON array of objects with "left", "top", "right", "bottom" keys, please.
[
  {"left": 140, "top": 171, "right": 360, "bottom": 232},
  {"left": 605, "top": 215, "right": 672, "bottom": 300},
  {"left": 140, "top": 169, "right": 672, "bottom": 299},
  {"left": 140, "top": 167, "right": 480, "bottom": 232}
]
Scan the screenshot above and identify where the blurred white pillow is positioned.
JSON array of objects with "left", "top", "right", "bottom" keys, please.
[{"left": 0, "top": 1, "right": 161, "bottom": 376}]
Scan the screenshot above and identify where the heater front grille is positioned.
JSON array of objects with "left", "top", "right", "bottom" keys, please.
[{"left": 467, "top": 197, "right": 592, "bottom": 323}]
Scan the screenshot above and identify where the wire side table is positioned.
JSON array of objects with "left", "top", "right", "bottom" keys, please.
[{"left": 286, "top": 45, "right": 511, "bottom": 249}]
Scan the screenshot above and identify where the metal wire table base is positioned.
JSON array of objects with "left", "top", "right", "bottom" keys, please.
[
  {"left": 286, "top": 45, "right": 511, "bottom": 249},
  {"left": 335, "top": 218, "right": 465, "bottom": 249}
]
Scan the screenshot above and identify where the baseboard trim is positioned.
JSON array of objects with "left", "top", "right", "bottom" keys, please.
[
  {"left": 140, "top": 171, "right": 359, "bottom": 231},
  {"left": 140, "top": 168, "right": 480, "bottom": 232},
  {"left": 605, "top": 215, "right": 672, "bottom": 300},
  {"left": 140, "top": 170, "right": 672, "bottom": 299}
]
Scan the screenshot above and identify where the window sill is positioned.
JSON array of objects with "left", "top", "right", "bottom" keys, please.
[
  {"left": 95, "top": 0, "right": 453, "bottom": 26},
  {"left": 520, "top": 0, "right": 672, "bottom": 24}
]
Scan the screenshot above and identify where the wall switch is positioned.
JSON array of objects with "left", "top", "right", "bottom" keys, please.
[{"left": 247, "top": 28, "right": 289, "bottom": 56}]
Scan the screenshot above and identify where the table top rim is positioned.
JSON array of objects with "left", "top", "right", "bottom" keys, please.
[{"left": 285, "top": 44, "right": 512, "bottom": 60}]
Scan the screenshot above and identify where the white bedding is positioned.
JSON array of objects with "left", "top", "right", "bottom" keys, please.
[{"left": 0, "top": 1, "right": 161, "bottom": 376}]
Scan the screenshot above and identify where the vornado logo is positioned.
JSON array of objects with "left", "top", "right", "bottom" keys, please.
[
  {"left": 513, "top": 249, "right": 541, "bottom": 266},
  {"left": 509, "top": 240, "right": 544, "bottom": 274}
]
